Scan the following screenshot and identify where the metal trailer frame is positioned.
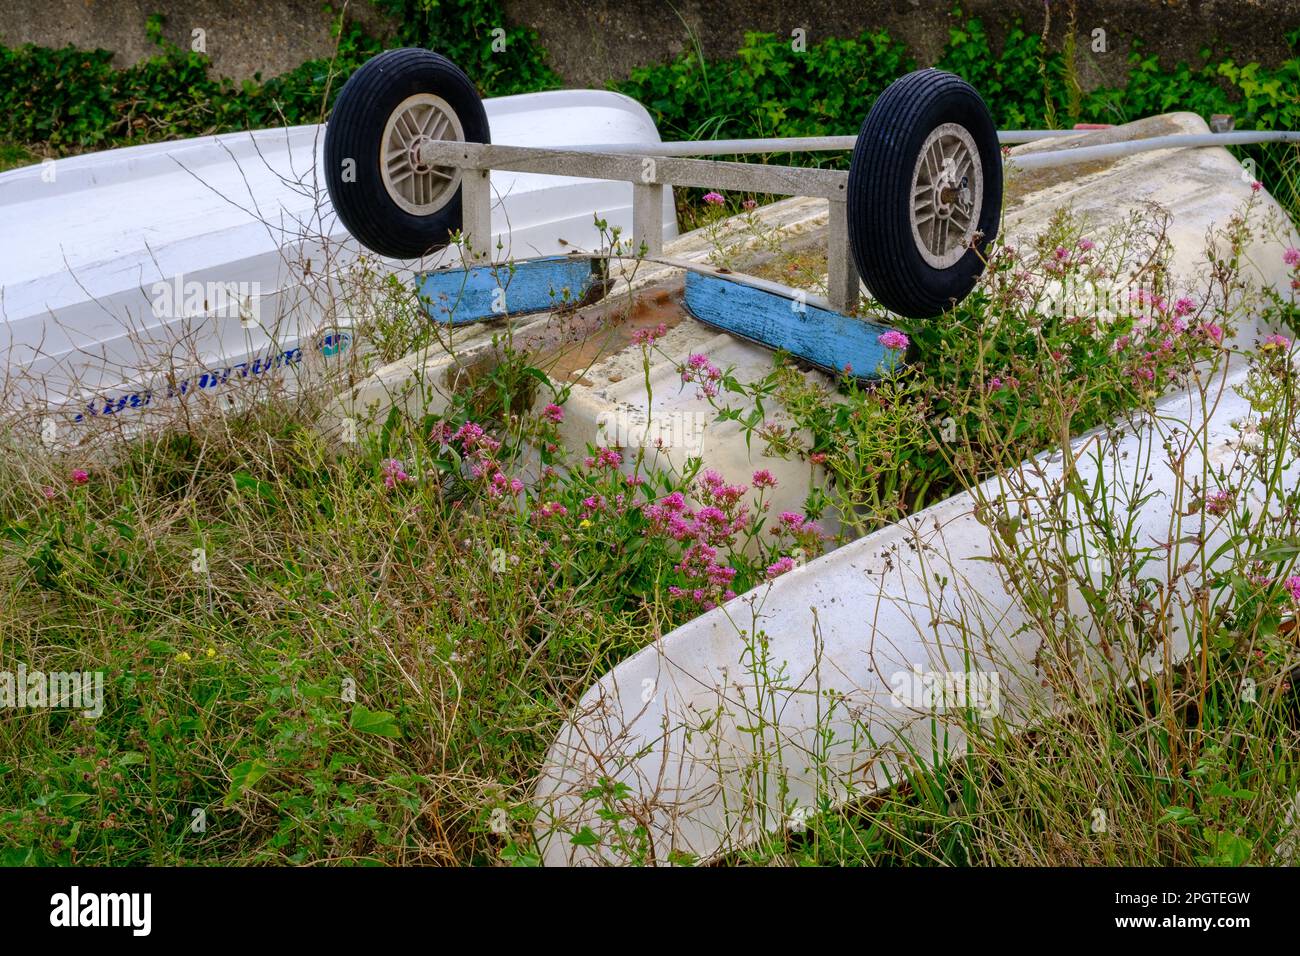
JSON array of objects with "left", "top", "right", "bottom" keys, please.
[
  {"left": 419, "top": 139, "right": 863, "bottom": 313},
  {"left": 409, "top": 127, "right": 1299, "bottom": 377}
]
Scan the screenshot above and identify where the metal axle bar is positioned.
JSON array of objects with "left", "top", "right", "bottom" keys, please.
[
  {"left": 497, "top": 128, "right": 1299, "bottom": 159},
  {"left": 1009, "top": 129, "right": 1300, "bottom": 170},
  {"left": 420, "top": 142, "right": 847, "bottom": 198},
  {"left": 557, "top": 130, "right": 1075, "bottom": 156}
]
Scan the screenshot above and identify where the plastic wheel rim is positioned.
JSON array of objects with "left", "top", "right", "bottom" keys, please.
[
  {"left": 379, "top": 93, "right": 465, "bottom": 216},
  {"left": 909, "top": 122, "right": 983, "bottom": 270}
]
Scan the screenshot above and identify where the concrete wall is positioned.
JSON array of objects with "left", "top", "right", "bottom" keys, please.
[
  {"left": 3, "top": 0, "right": 1299, "bottom": 87},
  {"left": 503, "top": 0, "right": 1300, "bottom": 88},
  {"left": 0, "top": 0, "right": 394, "bottom": 80}
]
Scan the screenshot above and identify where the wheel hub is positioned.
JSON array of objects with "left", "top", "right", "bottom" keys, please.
[
  {"left": 909, "top": 123, "right": 983, "bottom": 269},
  {"left": 379, "top": 93, "right": 465, "bottom": 216}
]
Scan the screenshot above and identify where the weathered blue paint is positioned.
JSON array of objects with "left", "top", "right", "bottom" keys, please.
[
  {"left": 417, "top": 256, "right": 606, "bottom": 326},
  {"left": 682, "top": 271, "right": 902, "bottom": 378}
]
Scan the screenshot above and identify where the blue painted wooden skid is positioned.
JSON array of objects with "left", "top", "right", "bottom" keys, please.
[
  {"left": 416, "top": 255, "right": 607, "bottom": 326},
  {"left": 682, "top": 270, "right": 901, "bottom": 379}
]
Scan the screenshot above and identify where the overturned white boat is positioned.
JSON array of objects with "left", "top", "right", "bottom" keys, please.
[{"left": 0, "top": 86, "right": 676, "bottom": 444}]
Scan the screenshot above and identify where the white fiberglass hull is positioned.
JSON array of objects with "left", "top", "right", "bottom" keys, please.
[{"left": 0, "top": 89, "right": 676, "bottom": 441}]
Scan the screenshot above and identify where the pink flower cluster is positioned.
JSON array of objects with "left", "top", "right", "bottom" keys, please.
[
  {"left": 435, "top": 419, "right": 516, "bottom": 496},
  {"left": 632, "top": 323, "right": 669, "bottom": 347},
  {"left": 583, "top": 447, "right": 623, "bottom": 470},
  {"left": 1113, "top": 300, "right": 1207, "bottom": 391},
  {"left": 681, "top": 353, "right": 723, "bottom": 398},
  {"left": 1045, "top": 240, "right": 1094, "bottom": 274},
  {"left": 535, "top": 501, "right": 568, "bottom": 520},
  {"left": 645, "top": 469, "right": 780, "bottom": 610},
  {"left": 1206, "top": 489, "right": 1234, "bottom": 517},
  {"left": 644, "top": 474, "right": 748, "bottom": 547},
  {"left": 765, "top": 555, "right": 797, "bottom": 579},
  {"left": 702, "top": 191, "right": 725, "bottom": 206},
  {"left": 491, "top": 473, "right": 526, "bottom": 496},
  {"left": 1287, "top": 575, "right": 1300, "bottom": 604},
  {"left": 764, "top": 512, "right": 824, "bottom": 580},
  {"left": 878, "top": 330, "right": 910, "bottom": 351},
  {"left": 381, "top": 458, "right": 412, "bottom": 490}
]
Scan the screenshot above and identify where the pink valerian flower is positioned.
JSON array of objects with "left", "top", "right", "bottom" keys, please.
[
  {"left": 534, "top": 501, "right": 568, "bottom": 520},
  {"left": 742, "top": 199, "right": 758, "bottom": 210},
  {"left": 582, "top": 447, "right": 622, "bottom": 470},
  {"left": 381, "top": 458, "right": 412, "bottom": 490},
  {"left": 631, "top": 323, "right": 668, "bottom": 346},
  {"left": 1206, "top": 489, "right": 1234, "bottom": 516},
  {"left": 1173, "top": 297, "right": 1196, "bottom": 318},
  {"left": 648, "top": 468, "right": 823, "bottom": 608},
  {"left": 987, "top": 376, "right": 1004, "bottom": 392},
  {"left": 487, "top": 470, "right": 528, "bottom": 499},
  {"left": 452, "top": 421, "right": 484, "bottom": 446},
  {"left": 809, "top": 452, "right": 829, "bottom": 466},
  {"left": 1200, "top": 322, "right": 1224, "bottom": 345},
  {"left": 878, "top": 330, "right": 910, "bottom": 351},
  {"left": 700, "top": 469, "right": 746, "bottom": 506},
  {"left": 1077, "top": 238, "right": 1096, "bottom": 252},
  {"left": 766, "top": 555, "right": 796, "bottom": 579},
  {"left": 1285, "top": 575, "right": 1300, "bottom": 603},
  {"left": 777, "top": 511, "right": 814, "bottom": 533},
  {"left": 542, "top": 403, "right": 564, "bottom": 424},
  {"left": 1251, "top": 180, "right": 1263, "bottom": 192},
  {"left": 1261, "top": 333, "right": 1292, "bottom": 351},
  {"left": 680, "top": 353, "right": 723, "bottom": 398},
  {"left": 1045, "top": 244, "right": 1084, "bottom": 274},
  {"left": 1128, "top": 289, "right": 1169, "bottom": 316},
  {"left": 702, "top": 191, "right": 725, "bottom": 206},
  {"left": 1284, "top": 247, "right": 1300, "bottom": 268},
  {"left": 70, "top": 469, "right": 89, "bottom": 485},
  {"left": 41, "top": 486, "right": 57, "bottom": 500}
]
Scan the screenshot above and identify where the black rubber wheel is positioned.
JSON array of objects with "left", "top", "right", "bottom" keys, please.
[
  {"left": 324, "top": 48, "right": 490, "bottom": 260},
  {"left": 847, "top": 69, "right": 1002, "bottom": 319}
]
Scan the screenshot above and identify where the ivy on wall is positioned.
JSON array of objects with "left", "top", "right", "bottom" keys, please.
[
  {"left": 0, "top": 1, "right": 1297, "bottom": 198},
  {"left": 0, "top": 1, "right": 556, "bottom": 151}
]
